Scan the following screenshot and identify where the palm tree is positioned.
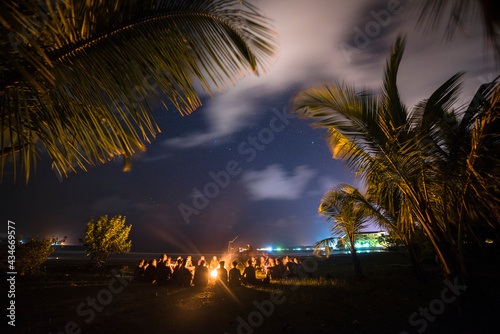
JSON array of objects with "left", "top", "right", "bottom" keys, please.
[
  {"left": 416, "top": 0, "right": 500, "bottom": 59},
  {"left": 413, "top": 74, "right": 500, "bottom": 276},
  {"left": 365, "top": 183, "right": 429, "bottom": 279},
  {"left": 315, "top": 185, "right": 368, "bottom": 276},
  {"left": 0, "top": 0, "right": 276, "bottom": 182},
  {"left": 323, "top": 183, "right": 428, "bottom": 279},
  {"left": 293, "top": 36, "right": 499, "bottom": 281}
]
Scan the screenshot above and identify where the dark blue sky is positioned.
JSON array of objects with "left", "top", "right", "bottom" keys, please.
[
  {"left": 1, "top": 88, "right": 354, "bottom": 252},
  {"left": 0, "top": 0, "right": 497, "bottom": 253}
]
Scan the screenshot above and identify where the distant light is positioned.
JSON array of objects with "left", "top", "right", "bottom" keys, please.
[
  {"left": 354, "top": 242, "right": 371, "bottom": 248},
  {"left": 293, "top": 248, "right": 302, "bottom": 251},
  {"left": 256, "top": 247, "right": 273, "bottom": 252},
  {"left": 485, "top": 239, "right": 494, "bottom": 244},
  {"left": 210, "top": 269, "right": 217, "bottom": 278}
]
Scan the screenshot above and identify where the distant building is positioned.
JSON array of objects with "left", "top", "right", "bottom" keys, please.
[{"left": 352, "top": 231, "right": 388, "bottom": 249}]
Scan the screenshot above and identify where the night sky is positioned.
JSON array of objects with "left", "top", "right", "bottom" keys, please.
[{"left": 0, "top": 0, "right": 497, "bottom": 253}]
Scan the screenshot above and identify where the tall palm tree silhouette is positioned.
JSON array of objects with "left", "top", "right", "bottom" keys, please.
[{"left": 294, "top": 36, "right": 499, "bottom": 280}]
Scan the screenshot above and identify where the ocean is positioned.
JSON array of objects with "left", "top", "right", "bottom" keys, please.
[{"left": 47, "top": 245, "right": 386, "bottom": 265}]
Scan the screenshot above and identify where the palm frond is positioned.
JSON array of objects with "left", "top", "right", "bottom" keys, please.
[
  {"left": 0, "top": 0, "right": 277, "bottom": 182},
  {"left": 294, "top": 34, "right": 500, "bottom": 277},
  {"left": 313, "top": 237, "right": 337, "bottom": 257},
  {"left": 382, "top": 36, "right": 408, "bottom": 132},
  {"left": 292, "top": 83, "right": 389, "bottom": 177},
  {"left": 319, "top": 185, "right": 369, "bottom": 250},
  {"left": 416, "top": 0, "right": 500, "bottom": 58},
  {"left": 459, "top": 85, "right": 500, "bottom": 229}
]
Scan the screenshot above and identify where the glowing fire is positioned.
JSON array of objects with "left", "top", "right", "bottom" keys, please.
[{"left": 210, "top": 269, "right": 217, "bottom": 278}]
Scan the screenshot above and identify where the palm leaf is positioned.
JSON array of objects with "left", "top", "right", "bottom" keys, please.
[
  {"left": 416, "top": 0, "right": 500, "bottom": 58},
  {"left": 293, "top": 34, "right": 500, "bottom": 277},
  {"left": 0, "top": 0, "right": 277, "bottom": 182},
  {"left": 313, "top": 237, "right": 337, "bottom": 257}
]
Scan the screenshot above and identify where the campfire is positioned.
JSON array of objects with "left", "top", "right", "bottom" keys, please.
[{"left": 210, "top": 269, "right": 218, "bottom": 278}]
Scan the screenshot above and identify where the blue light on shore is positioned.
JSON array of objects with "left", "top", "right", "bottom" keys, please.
[
  {"left": 354, "top": 242, "right": 371, "bottom": 248},
  {"left": 256, "top": 246, "right": 320, "bottom": 252}
]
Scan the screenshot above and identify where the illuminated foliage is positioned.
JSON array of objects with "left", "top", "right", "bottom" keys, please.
[
  {"left": 294, "top": 36, "right": 500, "bottom": 279},
  {"left": 15, "top": 235, "right": 64, "bottom": 275},
  {"left": 316, "top": 186, "right": 368, "bottom": 276},
  {"left": 81, "top": 215, "right": 131, "bottom": 268},
  {"left": 0, "top": 0, "right": 276, "bottom": 182}
]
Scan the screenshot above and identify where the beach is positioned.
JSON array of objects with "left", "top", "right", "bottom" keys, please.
[{"left": 13, "top": 251, "right": 499, "bottom": 334}]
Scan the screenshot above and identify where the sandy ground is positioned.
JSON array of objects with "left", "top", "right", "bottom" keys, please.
[{"left": 11, "top": 252, "right": 500, "bottom": 334}]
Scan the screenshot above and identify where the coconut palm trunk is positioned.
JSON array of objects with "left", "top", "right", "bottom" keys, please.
[
  {"left": 347, "top": 235, "right": 363, "bottom": 277},
  {"left": 293, "top": 36, "right": 500, "bottom": 283}
]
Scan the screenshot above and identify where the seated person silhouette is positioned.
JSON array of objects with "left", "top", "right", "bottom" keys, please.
[
  {"left": 228, "top": 261, "right": 242, "bottom": 287},
  {"left": 242, "top": 260, "right": 258, "bottom": 284},
  {"left": 179, "top": 259, "right": 193, "bottom": 287},
  {"left": 193, "top": 260, "right": 209, "bottom": 287},
  {"left": 216, "top": 261, "right": 228, "bottom": 288}
]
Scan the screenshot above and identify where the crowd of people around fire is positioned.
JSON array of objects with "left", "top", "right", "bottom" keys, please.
[{"left": 133, "top": 252, "right": 311, "bottom": 287}]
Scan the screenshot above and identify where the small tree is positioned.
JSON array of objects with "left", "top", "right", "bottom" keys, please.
[
  {"left": 316, "top": 187, "right": 368, "bottom": 277},
  {"left": 80, "top": 215, "right": 132, "bottom": 268},
  {"left": 16, "top": 235, "right": 65, "bottom": 275}
]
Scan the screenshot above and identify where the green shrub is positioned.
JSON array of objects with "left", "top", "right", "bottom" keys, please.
[
  {"left": 16, "top": 235, "right": 64, "bottom": 275},
  {"left": 80, "top": 215, "right": 132, "bottom": 268}
]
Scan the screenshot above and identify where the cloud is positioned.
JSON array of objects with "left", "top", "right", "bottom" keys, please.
[
  {"left": 162, "top": 0, "right": 496, "bottom": 150},
  {"left": 242, "top": 164, "right": 316, "bottom": 201},
  {"left": 306, "top": 175, "right": 341, "bottom": 197},
  {"left": 164, "top": 0, "right": 365, "bottom": 149},
  {"left": 163, "top": 85, "right": 270, "bottom": 148}
]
